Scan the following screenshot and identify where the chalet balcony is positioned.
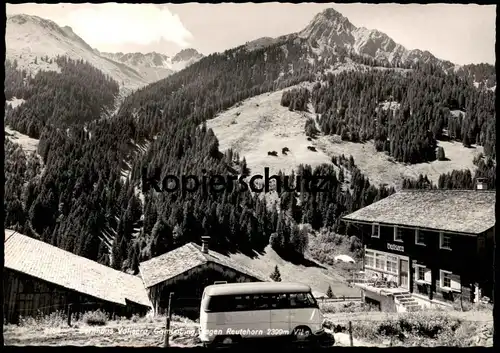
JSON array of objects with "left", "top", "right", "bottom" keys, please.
[
  {"left": 347, "top": 271, "right": 422, "bottom": 312},
  {"left": 347, "top": 270, "right": 398, "bottom": 289},
  {"left": 347, "top": 271, "right": 409, "bottom": 296}
]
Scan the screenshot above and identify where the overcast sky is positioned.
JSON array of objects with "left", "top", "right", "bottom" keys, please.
[{"left": 6, "top": 3, "right": 496, "bottom": 65}]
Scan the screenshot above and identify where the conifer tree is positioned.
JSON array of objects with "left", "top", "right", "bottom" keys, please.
[
  {"left": 326, "top": 285, "right": 334, "bottom": 299},
  {"left": 270, "top": 265, "right": 282, "bottom": 282}
]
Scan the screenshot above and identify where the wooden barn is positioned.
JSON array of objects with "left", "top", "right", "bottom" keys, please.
[
  {"left": 4, "top": 229, "right": 152, "bottom": 323},
  {"left": 138, "top": 236, "right": 268, "bottom": 318},
  {"left": 342, "top": 186, "right": 495, "bottom": 311}
]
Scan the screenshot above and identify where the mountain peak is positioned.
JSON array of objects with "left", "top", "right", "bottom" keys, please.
[
  {"left": 319, "top": 8, "right": 347, "bottom": 21},
  {"left": 172, "top": 48, "right": 203, "bottom": 63},
  {"left": 311, "top": 8, "right": 354, "bottom": 31},
  {"left": 8, "top": 14, "right": 58, "bottom": 30},
  {"left": 299, "top": 8, "right": 356, "bottom": 48},
  {"left": 298, "top": 8, "right": 450, "bottom": 68}
]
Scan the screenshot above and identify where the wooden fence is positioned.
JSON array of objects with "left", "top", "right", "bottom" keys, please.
[{"left": 318, "top": 296, "right": 362, "bottom": 303}]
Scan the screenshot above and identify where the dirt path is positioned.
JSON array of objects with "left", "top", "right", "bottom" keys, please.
[{"left": 4, "top": 319, "right": 200, "bottom": 347}]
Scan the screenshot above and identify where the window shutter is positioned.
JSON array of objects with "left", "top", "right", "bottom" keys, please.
[
  {"left": 424, "top": 269, "right": 432, "bottom": 283},
  {"left": 450, "top": 274, "right": 461, "bottom": 291}
]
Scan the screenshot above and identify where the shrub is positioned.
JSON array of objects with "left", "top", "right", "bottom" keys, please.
[
  {"left": 370, "top": 312, "right": 464, "bottom": 345},
  {"left": 325, "top": 311, "right": 489, "bottom": 347},
  {"left": 320, "top": 301, "right": 378, "bottom": 314},
  {"left": 82, "top": 309, "right": 109, "bottom": 326},
  {"left": 17, "top": 310, "right": 77, "bottom": 328}
]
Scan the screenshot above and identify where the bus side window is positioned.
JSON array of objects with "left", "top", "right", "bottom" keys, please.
[
  {"left": 289, "top": 293, "right": 310, "bottom": 308},
  {"left": 206, "top": 295, "right": 225, "bottom": 312},
  {"left": 270, "top": 293, "right": 288, "bottom": 309},
  {"left": 252, "top": 294, "right": 270, "bottom": 310},
  {"left": 234, "top": 295, "right": 253, "bottom": 311}
]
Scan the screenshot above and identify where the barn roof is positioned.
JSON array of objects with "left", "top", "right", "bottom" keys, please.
[
  {"left": 4, "top": 229, "right": 152, "bottom": 308},
  {"left": 342, "top": 190, "right": 496, "bottom": 235},
  {"left": 139, "top": 242, "right": 269, "bottom": 288}
]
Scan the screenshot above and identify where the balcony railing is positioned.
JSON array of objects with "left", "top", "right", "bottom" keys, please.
[{"left": 347, "top": 271, "right": 399, "bottom": 289}]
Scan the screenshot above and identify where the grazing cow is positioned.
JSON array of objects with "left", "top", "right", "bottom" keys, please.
[
  {"left": 307, "top": 146, "right": 317, "bottom": 152},
  {"left": 268, "top": 151, "right": 278, "bottom": 156},
  {"left": 282, "top": 147, "right": 290, "bottom": 155}
]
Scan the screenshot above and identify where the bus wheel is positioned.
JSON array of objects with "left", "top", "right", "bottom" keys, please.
[{"left": 292, "top": 326, "right": 312, "bottom": 342}]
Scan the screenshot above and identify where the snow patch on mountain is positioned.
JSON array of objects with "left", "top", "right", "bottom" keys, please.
[
  {"left": 6, "top": 98, "right": 26, "bottom": 109},
  {"left": 100, "top": 51, "right": 175, "bottom": 83},
  {"left": 6, "top": 14, "right": 204, "bottom": 97},
  {"left": 6, "top": 14, "right": 148, "bottom": 95},
  {"left": 378, "top": 101, "right": 400, "bottom": 112},
  {"left": 101, "top": 48, "right": 203, "bottom": 81},
  {"left": 5, "top": 126, "right": 39, "bottom": 154}
]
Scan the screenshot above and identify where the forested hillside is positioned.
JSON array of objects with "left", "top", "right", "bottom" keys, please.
[
  {"left": 402, "top": 153, "right": 496, "bottom": 190},
  {"left": 118, "top": 36, "right": 320, "bottom": 136},
  {"left": 307, "top": 64, "right": 496, "bottom": 163},
  {"left": 455, "top": 63, "right": 496, "bottom": 90},
  {"left": 3, "top": 38, "right": 396, "bottom": 272},
  {"left": 5, "top": 57, "right": 119, "bottom": 138}
]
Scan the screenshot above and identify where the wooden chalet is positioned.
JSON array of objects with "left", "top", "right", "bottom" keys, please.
[
  {"left": 138, "top": 236, "right": 268, "bottom": 318},
  {"left": 342, "top": 186, "right": 495, "bottom": 311},
  {"left": 4, "top": 229, "right": 152, "bottom": 323}
]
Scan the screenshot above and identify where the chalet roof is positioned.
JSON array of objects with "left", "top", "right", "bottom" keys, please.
[
  {"left": 138, "top": 242, "right": 269, "bottom": 288},
  {"left": 4, "top": 229, "right": 152, "bottom": 308},
  {"left": 342, "top": 190, "right": 496, "bottom": 235}
]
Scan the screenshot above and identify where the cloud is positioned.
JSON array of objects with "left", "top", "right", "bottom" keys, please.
[{"left": 65, "top": 4, "right": 193, "bottom": 48}]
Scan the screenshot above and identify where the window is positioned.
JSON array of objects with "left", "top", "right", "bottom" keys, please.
[
  {"left": 289, "top": 293, "right": 318, "bottom": 308},
  {"left": 233, "top": 295, "right": 253, "bottom": 310},
  {"left": 386, "top": 255, "right": 398, "bottom": 274},
  {"left": 372, "top": 223, "right": 380, "bottom": 238},
  {"left": 205, "top": 295, "right": 230, "bottom": 312},
  {"left": 206, "top": 292, "right": 319, "bottom": 312},
  {"left": 416, "top": 266, "right": 426, "bottom": 281},
  {"left": 440, "top": 233, "right": 451, "bottom": 250},
  {"left": 375, "top": 253, "right": 385, "bottom": 270},
  {"left": 252, "top": 294, "right": 270, "bottom": 310},
  {"left": 441, "top": 271, "right": 452, "bottom": 289},
  {"left": 394, "top": 227, "right": 403, "bottom": 242},
  {"left": 415, "top": 230, "right": 426, "bottom": 245},
  {"left": 269, "top": 293, "right": 288, "bottom": 309},
  {"left": 365, "top": 251, "right": 375, "bottom": 268}
]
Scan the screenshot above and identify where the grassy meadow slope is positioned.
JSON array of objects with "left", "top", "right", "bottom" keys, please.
[
  {"left": 229, "top": 244, "right": 361, "bottom": 297},
  {"left": 207, "top": 82, "right": 484, "bottom": 189},
  {"left": 206, "top": 83, "right": 332, "bottom": 176}
]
